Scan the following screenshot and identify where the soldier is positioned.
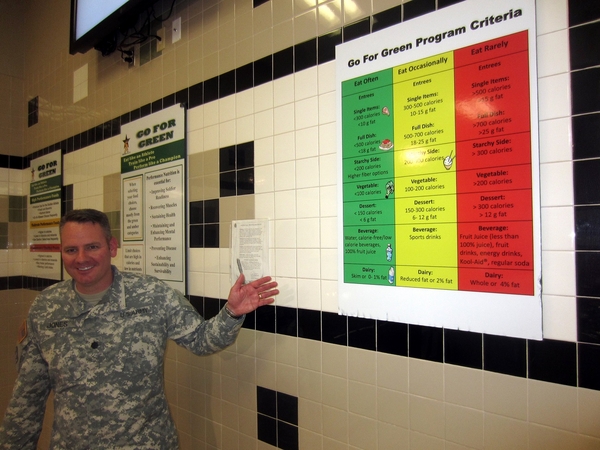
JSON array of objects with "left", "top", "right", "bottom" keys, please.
[{"left": 0, "top": 209, "right": 278, "bottom": 449}]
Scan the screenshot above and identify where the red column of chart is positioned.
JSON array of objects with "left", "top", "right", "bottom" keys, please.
[{"left": 454, "top": 31, "right": 534, "bottom": 295}]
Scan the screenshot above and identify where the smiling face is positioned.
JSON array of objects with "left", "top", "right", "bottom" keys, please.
[{"left": 60, "top": 221, "right": 118, "bottom": 294}]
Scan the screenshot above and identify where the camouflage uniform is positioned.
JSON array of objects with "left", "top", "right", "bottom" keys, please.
[{"left": 0, "top": 266, "right": 244, "bottom": 449}]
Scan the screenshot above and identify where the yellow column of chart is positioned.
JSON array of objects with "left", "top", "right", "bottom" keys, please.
[{"left": 392, "top": 52, "right": 459, "bottom": 290}]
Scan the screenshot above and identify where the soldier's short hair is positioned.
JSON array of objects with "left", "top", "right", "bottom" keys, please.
[{"left": 59, "top": 209, "right": 112, "bottom": 242}]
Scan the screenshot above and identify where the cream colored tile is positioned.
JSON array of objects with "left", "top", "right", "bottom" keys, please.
[
  {"left": 377, "top": 353, "right": 409, "bottom": 392},
  {"left": 298, "top": 338, "right": 322, "bottom": 371},
  {"left": 299, "top": 428, "right": 323, "bottom": 450},
  {"left": 409, "top": 430, "right": 445, "bottom": 450},
  {"left": 299, "top": 398, "right": 323, "bottom": 434},
  {"left": 378, "top": 422, "right": 409, "bottom": 450},
  {"left": 528, "top": 379, "right": 578, "bottom": 432},
  {"left": 579, "top": 388, "right": 600, "bottom": 439},
  {"left": 322, "top": 374, "right": 347, "bottom": 410},
  {"left": 348, "top": 413, "right": 377, "bottom": 448},
  {"left": 322, "top": 342, "right": 347, "bottom": 378},
  {"left": 348, "top": 380, "right": 376, "bottom": 419},
  {"left": 377, "top": 387, "right": 409, "bottom": 428},
  {"left": 322, "top": 405, "right": 348, "bottom": 443},
  {"left": 445, "top": 404, "right": 483, "bottom": 449},
  {"left": 298, "top": 368, "right": 322, "bottom": 402},
  {"left": 276, "top": 362, "right": 298, "bottom": 396},
  {"left": 409, "top": 396, "right": 445, "bottom": 439},
  {"left": 347, "top": 347, "right": 376, "bottom": 384},
  {"left": 483, "top": 413, "right": 528, "bottom": 450},
  {"left": 445, "top": 364, "right": 483, "bottom": 410},
  {"left": 529, "top": 423, "right": 587, "bottom": 449},
  {"left": 409, "top": 358, "right": 443, "bottom": 401},
  {"left": 483, "top": 371, "right": 527, "bottom": 421}
]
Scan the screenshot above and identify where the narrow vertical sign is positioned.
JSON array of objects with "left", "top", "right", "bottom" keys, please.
[
  {"left": 337, "top": 0, "right": 542, "bottom": 339},
  {"left": 121, "top": 104, "right": 187, "bottom": 293}
]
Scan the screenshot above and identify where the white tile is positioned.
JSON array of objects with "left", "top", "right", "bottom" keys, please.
[
  {"left": 318, "top": 61, "right": 336, "bottom": 95},
  {"left": 319, "top": 91, "right": 336, "bottom": 125},
  {"left": 204, "top": 272, "right": 220, "bottom": 298},
  {"left": 219, "top": 95, "right": 236, "bottom": 123},
  {"left": 255, "top": 192, "right": 275, "bottom": 219},
  {"left": 203, "top": 123, "right": 220, "bottom": 151},
  {"left": 236, "top": 115, "right": 254, "bottom": 143},
  {"left": 536, "top": 29, "right": 569, "bottom": 78},
  {"left": 297, "top": 217, "right": 320, "bottom": 248},
  {"left": 219, "top": 119, "right": 236, "bottom": 147},
  {"left": 254, "top": 109, "right": 274, "bottom": 140},
  {"left": 539, "top": 161, "right": 573, "bottom": 207},
  {"left": 235, "top": 89, "right": 254, "bottom": 118},
  {"left": 295, "top": 67, "right": 318, "bottom": 100},
  {"left": 321, "top": 248, "right": 338, "bottom": 280},
  {"left": 273, "top": 75, "right": 295, "bottom": 107},
  {"left": 273, "top": 276, "right": 298, "bottom": 308},
  {"left": 296, "top": 126, "right": 319, "bottom": 159},
  {"left": 542, "top": 294, "right": 577, "bottom": 341},
  {"left": 188, "top": 106, "right": 204, "bottom": 131},
  {"left": 187, "top": 271, "right": 206, "bottom": 296},
  {"left": 536, "top": 0, "right": 568, "bottom": 35},
  {"left": 541, "top": 250, "right": 575, "bottom": 296},
  {"left": 188, "top": 248, "right": 205, "bottom": 272},
  {"left": 297, "top": 248, "right": 321, "bottom": 279},
  {"left": 274, "top": 103, "right": 295, "bottom": 134},
  {"left": 537, "top": 73, "right": 571, "bottom": 121},
  {"left": 274, "top": 161, "right": 296, "bottom": 191},
  {"left": 254, "top": 82, "right": 274, "bottom": 112},
  {"left": 298, "top": 278, "right": 322, "bottom": 310},
  {"left": 203, "top": 100, "right": 220, "bottom": 127},
  {"left": 274, "top": 190, "right": 297, "bottom": 219},
  {"left": 538, "top": 117, "right": 572, "bottom": 164},
  {"left": 321, "top": 279, "right": 338, "bottom": 312},
  {"left": 275, "top": 218, "right": 297, "bottom": 248},
  {"left": 254, "top": 164, "right": 274, "bottom": 193},
  {"left": 540, "top": 206, "right": 574, "bottom": 251},
  {"left": 319, "top": 122, "right": 337, "bottom": 155},
  {"left": 320, "top": 185, "right": 337, "bottom": 217},
  {"left": 319, "top": 153, "right": 337, "bottom": 186},
  {"left": 295, "top": 96, "right": 319, "bottom": 130},
  {"left": 320, "top": 216, "right": 338, "bottom": 248},
  {"left": 297, "top": 187, "right": 321, "bottom": 218},
  {"left": 255, "top": 136, "right": 274, "bottom": 166},
  {"left": 296, "top": 156, "right": 320, "bottom": 189},
  {"left": 274, "top": 131, "right": 296, "bottom": 163},
  {"left": 275, "top": 248, "right": 297, "bottom": 277},
  {"left": 204, "top": 248, "right": 221, "bottom": 273}
]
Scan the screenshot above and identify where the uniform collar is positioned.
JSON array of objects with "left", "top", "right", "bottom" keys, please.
[{"left": 68, "top": 266, "right": 127, "bottom": 315}]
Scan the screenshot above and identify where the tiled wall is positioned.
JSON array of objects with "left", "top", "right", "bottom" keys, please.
[{"left": 1, "top": 0, "right": 600, "bottom": 448}]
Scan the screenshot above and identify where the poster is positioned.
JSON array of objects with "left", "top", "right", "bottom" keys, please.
[
  {"left": 230, "top": 219, "right": 271, "bottom": 285},
  {"left": 336, "top": 0, "right": 542, "bottom": 339},
  {"left": 28, "top": 150, "right": 63, "bottom": 280},
  {"left": 120, "top": 104, "right": 187, "bottom": 293}
]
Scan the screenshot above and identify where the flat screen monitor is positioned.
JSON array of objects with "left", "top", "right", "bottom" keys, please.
[{"left": 70, "top": 0, "right": 154, "bottom": 54}]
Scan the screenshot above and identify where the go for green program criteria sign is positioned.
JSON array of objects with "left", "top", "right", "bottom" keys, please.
[{"left": 336, "top": 0, "right": 542, "bottom": 339}]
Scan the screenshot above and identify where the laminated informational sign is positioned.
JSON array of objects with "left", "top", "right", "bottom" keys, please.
[
  {"left": 120, "top": 104, "right": 187, "bottom": 293},
  {"left": 336, "top": 0, "right": 542, "bottom": 339}
]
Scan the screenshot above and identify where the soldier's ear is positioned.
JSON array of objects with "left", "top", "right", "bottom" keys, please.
[{"left": 109, "top": 237, "right": 118, "bottom": 257}]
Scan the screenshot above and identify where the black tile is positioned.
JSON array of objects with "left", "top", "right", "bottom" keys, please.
[
  {"left": 204, "top": 297, "right": 220, "bottom": 320},
  {"left": 140, "top": 103, "right": 151, "bottom": 117},
  {"left": 236, "top": 168, "right": 254, "bottom": 195},
  {"left": 256, "top": 304, "right": 276, "bottom": 333},
  {"left": 120, "top": 112, "right": 131, "bottom": 126},
  {"left": 372, "top": 5, "right": 402, "bottom": 32},
  {"left": 483, "top": 334, "right": 527, "bottom": 378},
  {"left": 571, "top": 67, "right": 600, "bottom": 116},
  {"left": 130, "top": 108, "right": 141, "bottom": 122},
  {"left": 403, "top": 0, "right": 435, "bottom": 21},
  {"left": 575, "top": 205, "right": 600, "bottom": 250},
  {"left": 444, "top": 329, "right": 482, "bottom": 369},
  {"left": 277, "top": 421, "right": 299, "bottom": 450},
  {"left": 219, "top": 69, "right": 236, "bottom": 98},
  {"left": 528, "top": 339, "right": 577, "bottom": 386},
  {"left": 204, "top": 223, "right": 219, "bottom": 248},
  {"left": 276, "top": 305, "right": 298, "bottom": 337},
  {"left": 254, "top": 55, "right": 273, "bottom": 86},
  {"left": 298, "top": 308, "right": 321, "bottom": 341},
  {"left": 204, "top": 76, "right": 219, "bottom": 103},
  {"left": 577, "top": 297, "right": 600, "bottom": 344},
  {"left": 578, "top": 343, "right": 600, "bottom": 390},
  {"left": 274, "top": 47, "right": 294, "bottom": 80},
  {"left": 318, "top": 30, "right": 342, "bottom": 64},
  {"left": 322, "top": 311, "right": 347, "bottom": 345},
  {"left": 253, "top": 0, "right": 269, "bottom": 8},
  {"left": 576, "top": 251, "right": 600, "bottom": 297},
  {"left": 189, "top": 295, "right": 203, "bottom": 315},
  {"left": 570, "top": 21, "right": 600, "bottom": 71},
  {"left": 569, "top": 0, "right": 600, "bottom": 26},
  {"left": 257, "top": 414, "right": 277, "bottom": 446},
  {"left": 572, "top": 113, "right": 600, "bottom": 160},
  {"left": 204, "top": 199, "right": 219, "bottom": 223},
  {"left": 188, "top": 82, "right": 203, "bottom": 108},
  {"left": 295, "top": 38, "right": 317, "bottom": 73},
  {"left": 237, "top": 141, "right": 254, "bottom": 169},
  {"left": 220, "top": 145, "right": 236, "bottom": 171},
  {"left": 189, "top": 201, "right": 203, "bottom": 224},
  {"left": 219, "top": 171, "right": 236, "bottom": 197},
  {"left": 574, "top": 159, "right": 600, "bottom": 205},
  {"left": 408, "top": 324, "right": 443, "bottom": 363},
  {"left": 438, "top": 0, "right": 464, "bottom": 8},
  {"left": 175, "top": 88, "right": 188, "bottom": 106},
  {"left": 343, "top": 18, "right": 370, "bottom": 43},
  {"left": 348, "top": 316, "right": 376, "bottom": 351},
  {"left": 376, "top": 320, "right": 408, "bottom": 356},
  {"left": 162, "top": 93, "right": 175, "bottom": 109},
  {"left": 236, "top": 62, "right": 254, "bottom": 93},
  {"left": 257, "top": 386, "right": 277, "bottom": 417},
  {"left": 277, "top": 391, "right": 298, "bottom": 425},
  {"left": 241, "top": 309, "right": 256, "bottom": 330},
  {"left": 189, "top": 224, "right": 203, "bottom": 248},
  {"left": 151, "top": 98, "right": 163, "bottom": 113}
]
